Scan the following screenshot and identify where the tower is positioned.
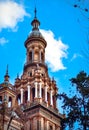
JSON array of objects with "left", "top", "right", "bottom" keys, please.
[
  {"left": 0, "top": 66, "right": 22, "bottom": 130},
  {"left": 0, "top": 9, "right": 64, "bottom": 130},
  {"left": 16, "top": 8, "right": 63, "bottom": 130},
  {"left": 0, "top": 65, "right": 16, "bottom": 108}
]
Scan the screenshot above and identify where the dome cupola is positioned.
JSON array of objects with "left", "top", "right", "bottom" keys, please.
[
  {"left": 25, "top": 8, "right": 47, "bottom": 48},
  {"left": 31, "top": 8, "right": 40, "bottom": 31}
]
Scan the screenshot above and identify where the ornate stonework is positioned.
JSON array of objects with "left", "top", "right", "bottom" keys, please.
[{"left": 0, "top": 9, "right": 64, "bottom": 130}]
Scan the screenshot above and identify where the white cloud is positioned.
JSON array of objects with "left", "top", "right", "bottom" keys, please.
[
  {"left": 0, "top": 0, "right": 29, "bottom": 31},
  {"left": 71, "top": 53, "right": 83, "bottom": 61},
  {"left": 0, "top": 37, "right": 9, "bottom": 45},
  {"left": 40, "top": 29, "right": 68, "bottom": 72}
]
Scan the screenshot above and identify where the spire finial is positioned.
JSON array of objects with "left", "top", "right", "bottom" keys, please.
[
  {"left": 4, "top": 64, "right": 9, "bottom": 82},
  {"left": 31, "top": 8, "right": 40, "bottom": 31},
  {"left": 6, "top": 64, "right": 8, "bottom": 75},
  {"left": 34, "top": 7, "right": 37, "bottom": 18}
]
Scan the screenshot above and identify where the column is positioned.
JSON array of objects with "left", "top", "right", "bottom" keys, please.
[
  {"left": 35, "top": 82, "right": 38, "bottom": 98},
  {"left": 41, "top": 118, "right": 44, "bottom": 130},
  {"left": 27, "top": 85, "right": 30, "bottom": 102},
  {"left": 45, "top": 86, "right": 48, "bottom": 102},
  {"left": 47, "top": 121, "right": 49, "bottom": 130},
  {"left": 39, "top": 82, "right": 42, "bottom": 98},
  {"left": 44, "top": 118, "right": 47, "bottom": 130},
  {"left": 39, "top": 51, "right": 41, "bottom": 62},
  {"left": 50, "top": 90, "right": 53, "bottom": 106},
  {"left": 20, "top": 88, "right": 24, "bottom": 104},
  {"left": 53, "top": 124, "right": 56, "bottom": 130}
]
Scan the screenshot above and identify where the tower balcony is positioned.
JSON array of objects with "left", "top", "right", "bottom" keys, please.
[{"left": 24, "top": 60, "right": 48, "bottom": 71}]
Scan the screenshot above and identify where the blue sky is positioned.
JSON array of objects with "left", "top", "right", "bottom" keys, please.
[{"left": 0, "top": 0, "right": 89, "bottom": 108}]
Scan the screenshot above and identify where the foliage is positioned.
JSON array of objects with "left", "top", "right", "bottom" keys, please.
[
  {"left": 66, "top": 0, "right": 89, "bottom": 61},
  {"left": 73, "top": 0, "right": 89, "bottom": 13},
  {"left": 58, "top": 71, "right": 89, "bottom": 130}
]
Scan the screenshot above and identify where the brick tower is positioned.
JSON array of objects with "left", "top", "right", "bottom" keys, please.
[{"left": 0, "top": 9, "right": 64, "bottom": 130}]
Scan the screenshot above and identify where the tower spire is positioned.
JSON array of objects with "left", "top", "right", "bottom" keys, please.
[
  {"left": 31, "top": 8, "right": 40, "bottom": 31},
  {"left": 6, "top": 64, "right": 8, "bottom": 75},
  {"left": 4, "top": 64, "right": 10, "bottom": 82},
  {"left": 34, "top": 7, "right": 37, "bottom": 18}
]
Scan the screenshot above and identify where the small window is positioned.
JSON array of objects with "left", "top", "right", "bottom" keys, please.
[
  {"left": 30, "top": 72, "right": 32, "bottom": 77},
  {"left": 41, "top": 52, "right": 44, "bottom": 62},
  {"left": 8, "top": 96, "right": 12, "bottom": 107},
  {"left": 35, "top": 51, "right": 39, "bottom": 61},
  {"left": 28, "top": 72, "right": 32, "bottom": 77},
  {"left": 42, "top": 73, "right": 44, "bottom": 77},
  {"left": 0, "top": 96, "right": 2, "bottom": 104},
  {"left": 17, "top": 94, "right": 21, "bottom": 105},
  {"left": 29, "top": 51, "right": 32, "bottom": 62},
  {"left": 32, "top": 88, "right": 35, "bottom": 101},
  {"left": 47, "top": 92, "right": 50, "bottom": 105},
  {"left": 25, "top": 91, "right": 28, "bottom": 103}
]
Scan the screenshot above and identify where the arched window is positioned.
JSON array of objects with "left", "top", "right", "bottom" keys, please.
[
  {"left": 29, "top": 51, "right": 32, "bottom": 63},
  {"left": 35, "top": 51, "right": 39, "bottom": 62},
  {"left": 25, "top": 91, "right": 28, "bottom": 103},
  {"left": 0, "top": 96, "right": 2, "bottom": 104},
  {"left": 47, "top": 92, "right": 50, "bottom": 106},
  {"left": 32, "top": 88, "right": 35, "bottom": 101},
  {"left": 8, "top": 96, "right": 12, "bottom": 107},
  {"left": 17, "top": 94, "right": 21, "bottom": 105},
  {"left": 28, "top": 71, "right": 32, "bottom": 77},
  {"left": 53, "top": 95, "right": 56, "bottom": 108},
  {"left": 41, "top": 52, "right": 44, "bottom": 63},
  {"left": 42, "top": 88, "right": 44, "bottom": 100}
]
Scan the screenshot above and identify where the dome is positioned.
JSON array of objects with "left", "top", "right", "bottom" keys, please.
[
  {"left": 25, "top": 29, "right": 47, "bottom": 48},
  {"left": 29, "top": 30, "right": 44, "bottom": 39},
  {"left": 25, "top": 8, "right": 47, "bottom": 48}
]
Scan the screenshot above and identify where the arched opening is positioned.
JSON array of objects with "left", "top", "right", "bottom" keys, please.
[
  {"left": 17, "top": 94, "right": 21, "bottom": 105},
  {"left": 28, "top": 71, "right": 32, "bottom": 77},
  {"left": 35, "top": 51, "right": 39, "bottom": 62},
  {"left": 42, "top": 88, "right": 44, "bottom": 101},
  {"left": 53, "top": 95, "right": 56, "bottom": 108},
  {"left": 8, "top": 96, "right": 12, "bottom": 107},
  {"left": 25, "top": 91, "right": 28, "bottom": 103},
  {"left": 29, "top": 51, "right": 32, "bottom": 63},
  {"left": 41, "top": 52, "right": 44, "bottom": 63},
  {"left": 0, "top": 96, "right": 2, "bottom": 104},
  {"left": 32, "top": 88, "right": 35, "bottom": 102},
  {"left": 47, "top": 92, "right": 50, "bottom": 106}
]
